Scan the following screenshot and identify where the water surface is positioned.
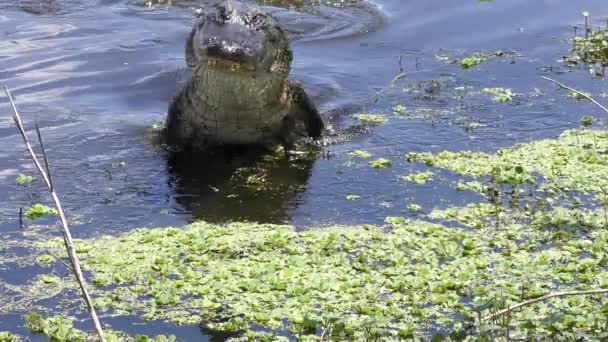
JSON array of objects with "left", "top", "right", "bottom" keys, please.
[{"left": 0, "top": 0, "right": 607, "bottom": 338}]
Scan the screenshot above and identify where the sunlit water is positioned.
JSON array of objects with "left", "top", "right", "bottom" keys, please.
[{"left": 0, "top": 0, "right": 606, "bottom": 338}]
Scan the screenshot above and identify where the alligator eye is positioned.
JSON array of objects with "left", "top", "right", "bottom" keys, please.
[{"left": 250, "top": 13, "right": 265, "bottom": 25}]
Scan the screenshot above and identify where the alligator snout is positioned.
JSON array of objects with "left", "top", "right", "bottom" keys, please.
[{"left": 205, "top": 42, "right": 257, "bottom": 63}]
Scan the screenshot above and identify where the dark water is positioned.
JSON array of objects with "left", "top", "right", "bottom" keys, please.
[{"left": 0, "top": 0, "right": 607, "bottom": 338}]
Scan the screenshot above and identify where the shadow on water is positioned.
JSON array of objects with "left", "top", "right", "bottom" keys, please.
[{"left": 165, "top": 146, "right": 317, "bottom": 224}]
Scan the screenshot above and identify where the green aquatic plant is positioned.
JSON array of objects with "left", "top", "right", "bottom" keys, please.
[
  {"left": 349, "top": 150, "right": 372, "bottom": 159},
  {"left": 36, "top": 255, "right": 54, "bottom": 265},
  {"left": 15, "top": 174, "right": 34, "bottom": 185},
  {"left": 356, "top": 114, "right": 387, "bottom": 124},
  {"left": 36, "top": 208, "right": 608, "bottom": 341},
  {"left": 402, "top": 171, "right": 434, "bottom": 184},
  {"left": 409, "top": 129, "right": 608, "bottom": 197},
  {"left": 406, "top": 203, "right": 422, "bottom": 212},
  {"left": 0, "top": 332, "right": 16, "bottom": 342},
  {"left": 430, "top": 202, "right": 505, "bottom": 229},
  {"left": 24, "top": 204, "right": 58, "bottom": 219},
  {"left": 580, "top": 115, "right": 594, "bottom": 127},
  {"left": 24, "top": 312, "right": 46, "bottom": 333},
  {"left": 369, "top": 158, "right": 392, "bottom": 168},
  {"left": 568, "top": 90, "right": 592, "bottom": 99},
  {"left": 573, "top": 26, "right": 608, "bottom": 66},
  {"left": 345, "top": 194, "right": 361, "bottom": 201},
  {"left": 482, "top": 87, "right": 514, "bottom": 102},
  {"left": 24, "top": 312, "right": 176, "bottom": 342},
  {"left": 12, "top": 127, "right": 608, "bottom": 340},
  {"left": 39, "top": 274, "right": 61, "bottom": 284},
  {"left": 460, "top": 54, "right": 486, "bottom": 69},
  {"left": 392, "top": 104, "right": 407, "bottom": 115}
]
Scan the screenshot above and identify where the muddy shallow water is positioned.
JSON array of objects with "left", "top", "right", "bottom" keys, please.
[{"left": 0, "top": 0, "right": 607, "bottom": 338}]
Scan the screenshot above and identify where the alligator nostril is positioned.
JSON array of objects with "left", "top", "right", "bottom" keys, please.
[
  {"left": 217, "top": 6, "right": 230, "bottom": 21},
  {"left": 206, "top": 45, "right": 222, "bottom": 56}
]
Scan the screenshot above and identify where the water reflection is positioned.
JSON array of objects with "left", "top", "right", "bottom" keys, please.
[
  {"left": 166, "top": 147, "right": 316, "bottom": 224},
  {"left": 0, "top": 0, "right": 91, "bottom": 16}
]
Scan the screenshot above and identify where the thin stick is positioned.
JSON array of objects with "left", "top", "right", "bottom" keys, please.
[
  {"left": 540, "top": 76, "right": 608, "bottom": 114},
  {"left": 35, "top": 121, "right": 54, "bottom": 191},
  {"left": 44, "top": 250, "right": 74, "bottom": 272},
  {"left": 3, "top": 86, "right": 106, "bottom": 342},
  {"left": 483, "top": 288, "right": 608, "bottom": 321}
]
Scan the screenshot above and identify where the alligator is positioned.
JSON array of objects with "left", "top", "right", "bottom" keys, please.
[{"left": 165, "top": 0, "right": 326, "bottom": 150}]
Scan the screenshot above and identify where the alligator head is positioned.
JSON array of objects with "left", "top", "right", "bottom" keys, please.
[
  {"left": 186, "top": 0, "right": 292, "bottom": 77},
  {"left": 165, "top": 0, "right": 323, "bottom": 150}
]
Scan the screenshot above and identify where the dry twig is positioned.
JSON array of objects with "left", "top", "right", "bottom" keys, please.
[
  {"left": 3, "top": 86, "right": 106, "bottom": 341},
  {"left": 540, "top": 76, "right": 608, "bottom": 114},
  {"left": 483, "top": 288, "right": 608, "bottom": 321}
]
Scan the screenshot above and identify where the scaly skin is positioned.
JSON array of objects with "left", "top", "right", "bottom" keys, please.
[
  {"left": 141, "top": 0, "right": 361, "bottom": 11},
  {"left": 165, "top": 0, "right": 324, "bottom": 150}
]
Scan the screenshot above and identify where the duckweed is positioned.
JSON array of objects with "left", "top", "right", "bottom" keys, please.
[
  {"left": 581, "top": 115, "right": 594, "bottom": 127},
  {"left": 460, "top": 55, "right": 486, "bottom": 69},
  {"left": 355, "top": 114, "right": 387, "bottom": 124},
  {"left": 406, "top": 203, "right": 422, "bottom": 212},
  {"left": 402, "top": 171, "right": 434, "bottom": 184},
  {"left": 568, "top": 90, "right": 592, "bottom": 99},
  {"left": 408, "top": 129, "right": 608, "bottom": 200},
  {"left": 482, "top": 87, "right": 514, "bottom": 102},
  {"left": 20, "top": 128, "right": 608, "bottom": 340},
  {"left": 24, "top": 312, "right": 176, "bottom": 342},
  {"left": 369, "top": 158, "right": 392, "bottom": 169},
  {"left": 573, "top": 27, "right": 608, "bottom": 66},
  {"left": 348, "top": 150, "right": 372, "bottom": 159},
  {"left": 24, "top": 204, "right": 58, "bottom": 220},
  {"left": 15, "top": 174, "right": 34, "bottom": 185},
  {"left": 0, "top": 332, "right": 16, "bottom": 342},
  {"left": 38, "top": 208, "right": 608, "bottom": 340},
  {"left": 392, "top": 104, "right": 407, "bottom": 115}
]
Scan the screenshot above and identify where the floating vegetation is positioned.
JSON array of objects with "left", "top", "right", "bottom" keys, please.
[
  {"left": 460, "top": 54, "right": 486, "bottom": 69},
  {"left": 482, "top": 87, "right": 514, "bottom": 102},
  {"left": 369, "top": 158, "right": 392, "bottom": 169},
  {"left": 151, "top": 121, "right": 165, "bottom": 131},
  {"left": 402, "top": 171, "right": 434, "bottom": 184},
  {"left": 0, "top": 332, "right": 16, "bottom": 342},
  {"left": 459, "top": 51, "right": 507, "bottom": 69},
  {"left": 406, "top": 203, "right": 422, "bottom": 212},
  {"left": 355, "top": 114, "right": 387, "bottom": 124},
  {"left": 24, "top": 204, "right": 58, "bottom": 220},
  {"left": 38, "top": 208, "right": 608, "bottom": 340},
  {"left": 24, "top": 312, "right": 176, "bottom": 342},
  {"left": 407, "top": 129, "right": 608, "bottom": 197},
  {"left": 568, "top": 90, "right": 592, "bottom": 99},
  {"left": 392, "top": 104, "right": 407, "bottom": 115},
  {"left": 12, "top": 128, "right": 608, "bottom": 340},
  {"left": 15, "top": 174, "right": 34, "bottom": 185},
  {"left": 573, "top": 26, "right": 608, "bottom": 66},
  {"left": 348, "top": 150, "right": 372, "bottom": 159},
  {"left": 38, "top": 274, "right": 61, "bottom": 285},
  {"left": 581, "top": 115, "right": 595, "bottom": 128},
  {"left": 345, "top": 194, "right": 361, "bottom": 201},
  {"left": 36, "top": 255, "right": 54, "bottom": 265}
]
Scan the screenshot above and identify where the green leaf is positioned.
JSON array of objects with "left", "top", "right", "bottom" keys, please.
[
  {"left": 16, "top": 174, "right": 34, "bottom": 185},
  {"left": 24, "top": 204, "right": 58, "bottom": 219},
  {"left": 369, "top": 158, "right": 392, "bottom": 169},
  {"left": 356, "top": 114, "right": 387, "bottom": 124}
]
